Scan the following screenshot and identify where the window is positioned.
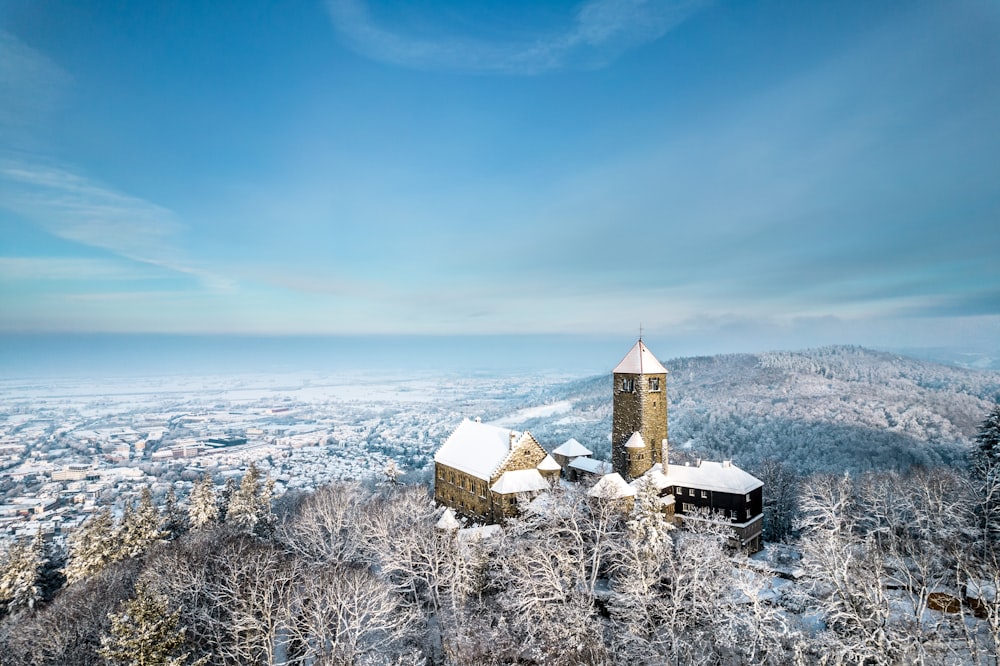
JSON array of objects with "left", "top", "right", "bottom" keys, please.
[
  {"left": 682, "top": 503, "right": 692, "bottom": 512},
  {"left": 648, "top": 377, "right": 661, "bottom": 392},
  {"left": 746, "top": 494, "right": 751, "bottom": 503},
  {"left": 688, "top": 488, "right": 694, "bottom": 497},
  {"left": 730, "top": 510, "right": 737, "bottom": 520},
  {"left": 621, "top": 378, "right": 634, "bottom": 392},
  {"left": 676, "top": 486, "right": 683, "bottom": 495},
  {"left": 700, "top": 490, "right": 707, "bottom": 499}
]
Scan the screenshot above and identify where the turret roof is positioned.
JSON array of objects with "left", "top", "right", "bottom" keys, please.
[
  {"left": 613, "top": 339, "right": 668, "bottom": 375},
  {"left": 552, "top": 438, "right": 592, "bottom": 457}
]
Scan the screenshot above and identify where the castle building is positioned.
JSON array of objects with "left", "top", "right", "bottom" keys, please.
[
  {"left": 610, "top": 338, "right": 764, "bottom": 553},
  {"left": 433, "top": 418, "right": 559, "bottom": 524},
  {"left": 432, "top": 338, "right": 764, "bottom": 552}
]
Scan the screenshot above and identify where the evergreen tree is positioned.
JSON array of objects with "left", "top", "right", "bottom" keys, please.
[
  {"left": 217, "top": 477, "right": 238, "bottom": 523},
  {"left": 226, "top": 463, "right": 275, "bottom": 537},
  {"left": 65, "top": 509, "right": 119, "bottom": 584},
  {"left": 975, "top": 402, "right": 1000, "bottom": 466},
  {"left": 972, "top": 403, "right": 1000, "bottom": 552},
  {"left": 119, "top": 487, "right": 167, "bottom": 559},
  {"left": 0, "top": 532, "right": 46, "bottom": 614},
  {"left": 162, "top": 487, "right": 188, "bottom": 538},
  {"left": 98, "top": 583, "right": 207, "bottom": 666},
  {"left": 187, "top": 476, "right": 219, "bottom": 530}
]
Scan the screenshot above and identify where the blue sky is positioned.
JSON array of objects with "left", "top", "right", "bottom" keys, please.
[{"left": 1, "top": 0, "right": 998, "bottom": 353}]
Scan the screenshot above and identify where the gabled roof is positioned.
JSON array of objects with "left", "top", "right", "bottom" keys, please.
[
  {"left": 552, "top": 438, "right": 592, "bottom": 457},
  {"left": 613, "top": 339, "right": 668, "bottom": 375},
  {"left": 491, "top": 469, "right": 549, "bottom": 495},
  {"left": 537, "top": 454, "right": 561, "bottom": 472},
  {"left": 588, "top": 473, "right": 637, "bottom": 499},
  {"left": 569, "top": 457, "right": 613, "bottom": 474},
  {"left": 666, "top": 460, "right": 763, "bottom": 495},
  {"left": 624, "top": 432, "right": 646, "bottom": 448},
  {"left": 436, "top": 508, "right": 461, "bottom": 530},
  {"left": 434, "top": 419, "right": 533, "bottom": 481}
]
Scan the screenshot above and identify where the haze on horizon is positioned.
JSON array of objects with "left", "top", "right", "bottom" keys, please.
[{"left": 1, "top": 0, "right": 998, "bottom": 356}]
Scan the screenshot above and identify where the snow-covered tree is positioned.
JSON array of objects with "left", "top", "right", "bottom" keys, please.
[
  {"left": 65, "top": 509, "right": 118, "bottom": 584},
  {"left": 0, "top": 533, "right": 46, "bottom": 614},
  {"left": 973, "top": 403, "right": 1000, "bottom": 553},
  {"left": 976, "top": 403, "right": 1000, "bottom": 466},
  {"left": 119, "top": 487, "right": 167, "bottom": 559},
  {"left": 162, "top": 487, "right": 188, "bottom": 538},
  {"left": 98, "top": 582, "right": 207, "bottom": 666},
  {"left": 217, "top": 477, "right": 237, "bottom": 524},
  {"left": 383, "top": 459, "right": 402, "bottom": 485},
  {"left": 187, "top": 476, "right": 219, "bottom": 530},
  {"left": 226, "top": 463, "right": 275, "bottom": 538}
]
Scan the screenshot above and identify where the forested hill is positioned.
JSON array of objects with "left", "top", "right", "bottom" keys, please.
[{"left": 527, "top": 346, "right": 1000, "bottom": 476}]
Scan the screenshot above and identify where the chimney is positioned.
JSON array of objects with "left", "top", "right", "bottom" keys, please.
[
  {"left": 474, "top": 416, "right": 481, "bottom": 423},
  {"left": 696, "top": 458, "right": 702, "bottom": 467},
  {"left": 722, "top": 460, "right": 731, "bottom": 468}
]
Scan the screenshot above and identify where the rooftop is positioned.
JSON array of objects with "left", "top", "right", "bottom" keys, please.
[
  {"left": 434, "top": 419, "right": 530, "bottom": 481},
  {"left": 666, "top": 460, "right": 764, "bottom": 495},
  {"left": 613, "top": 339, "right": 668, "bottom": 375}
]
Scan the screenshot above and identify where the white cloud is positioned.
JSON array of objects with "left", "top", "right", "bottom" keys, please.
[
  {"left": 0, "top": 257, "right": 157, "bottom": 281},
  {"left": 0, "top": 30, "right": 71, "bottom": 135},
  {"left": 0, "top": 161, "right": 236, "bottom": 291},
  {"left": 325, "top": 0, "right": 709, "bottom": 74}
]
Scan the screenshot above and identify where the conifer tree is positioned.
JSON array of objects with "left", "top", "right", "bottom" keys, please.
[
  {"left": 162, "top": 487, "right": 188, "bottom": 538},
  {"left": 0, "top": 532, "right": 46, "bottom": 614},
  {"left": 98, "top": 583, "right": 207, "bottom": 666},
  {"left": 975, "top": 403, "right": 1000, "bottom": 467},
  {"left": 226, "top": 463, "right": 275, "bottom": 537},
  {"left": 217, "top": 477, "right": 238, "bottom": 523},
  {"left": 65, "top": 509, "right": 118, "bottom": 584},
  {"left": 972, "top": 403, "right": 1000, "bottom": 552},
  {"left": 119, "top": 487, "right": 167, "bottom": 559},
  {"left": 187, "top": 475, "right": 219, "bottom": 530}
]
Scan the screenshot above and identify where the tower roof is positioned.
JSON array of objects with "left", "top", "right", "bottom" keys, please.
[{"left": 613, "top": 339, "right": 668, "bottom": 375}]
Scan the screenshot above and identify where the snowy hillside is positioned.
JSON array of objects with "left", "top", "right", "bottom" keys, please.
[{"left": 512, "top": 346, "right": 1000, "bottom": 475}]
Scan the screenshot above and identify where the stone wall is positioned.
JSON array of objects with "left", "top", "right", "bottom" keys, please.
[{"left": 612, "top": 371, "right": 668, "bottom": 480}]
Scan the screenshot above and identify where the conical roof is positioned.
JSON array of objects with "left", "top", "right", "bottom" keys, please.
[{"left": 613, "top": 339, "right": 668, "bottom": 374}]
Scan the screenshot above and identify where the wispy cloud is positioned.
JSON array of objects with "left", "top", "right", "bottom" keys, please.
[
  {"left": 325, "top": 0, "right": 709, "bottom": 74},
  {"left": 0, "top": 161, "right": 236, "bottom": 291},
  {"left": 0, "top": 257, "right": 158, "bottom": 281},
  {"left": 0, "top": 30, "right": 71, "bottom": 140}
]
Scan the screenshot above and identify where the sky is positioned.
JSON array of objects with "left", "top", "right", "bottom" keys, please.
[{"left": 1, "top": 0, "right": 999, "bottom": 359}]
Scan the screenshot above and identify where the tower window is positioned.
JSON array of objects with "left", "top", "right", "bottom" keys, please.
[
  {"left": 648, "top": 377, "right": 661, "bottom": 391},
  {"left": 621, "top": 378, "right": 634, "bottom": 392}
]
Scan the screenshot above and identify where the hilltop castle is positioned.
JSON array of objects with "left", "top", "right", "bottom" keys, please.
[{"left": 433, "top": 339, "right": 764, "bottom": 552}]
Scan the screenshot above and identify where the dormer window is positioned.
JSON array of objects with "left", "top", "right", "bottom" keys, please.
[
  {"left": 648, "top": 377, "right": 661, "bottom": 392},
  {"left": 621, "top": 378, "right": 634, "bottom": 392}
]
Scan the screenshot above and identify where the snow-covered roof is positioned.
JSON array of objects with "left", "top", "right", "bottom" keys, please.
[
  {"left": 458, "top": 524, "right": 503, "bottom": 541},
  {"left": 436, "top": 508, "right": 461, "bottom": 530},
  {"left": 537, "top": 454, "right": 561, "bottom": 472},
  {"left": 644, "top": 463, "right": 671, "bottom": 491},
  {"left": 666, "top": 460, "right": 763, "bottom": 495},
  {"left": 491, "top": 469, "right": 549, "bottom": 495},
  {"left": 588, "top": 473, "right": 637, "bottom": 499},
  {"left": 434, "top": 418, "right": 529, "bottom": 481},
  {"left": 613, "top": 340, "right": 668, "bottom": 375},
  {"left": 569, "top": 457, "right": 612, "bottom": 474},
  {"left": 624, "top": 432, "right": 645, "bottom": 448},
  {"left": 552, "top": 438, "right": 592, "bottom": 457}
]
